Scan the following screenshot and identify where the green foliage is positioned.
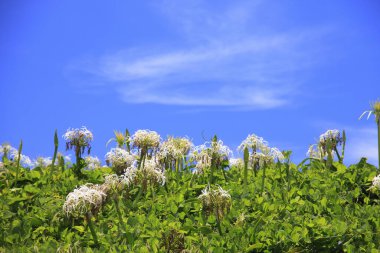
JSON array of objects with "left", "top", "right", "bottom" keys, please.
[{"left": 1, "top": 153, "right": 380, "bottom": 252}]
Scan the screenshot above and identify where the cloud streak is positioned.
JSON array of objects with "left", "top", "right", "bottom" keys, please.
[{"left": 68, "top": 0, "right": 329, "bottom": 109}]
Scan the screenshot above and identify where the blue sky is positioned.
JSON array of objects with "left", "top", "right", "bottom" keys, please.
[{"left": 1, "top": 0, "right": 380, "bottom": 165}]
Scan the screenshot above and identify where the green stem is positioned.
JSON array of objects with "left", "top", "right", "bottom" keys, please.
[
  {"left": 334, "top": 147, "right": 342, "bottom": 164},
  {"left": 378, "top": 121, "right": 380, "bottom": 170},
  {"left": 113, "top": 197, "right": 125, "bottom": 232},
  {"left": 286, "top": 162, "right": 290, "bottom": 192},
  {"left": 215, "top": 213, "right": 223, "bottom": 236},
  {"left": 50, "top": 130, "right": 58, "bottom": 181},
  {"left": 86, "top": 212, "right": 99, "bottom": 246},
  {"left": 15, "top": 140, "right": 22, "bottom": 182},
  {"left": 243, "top": 147, "right": 249, "bottom": 188},
  {"left": 132, "top": 186, "right": 143, "bottom": 208},
  {"left": 222, "top": 168, "right": 228, "bottom": 182},
  {"left": 261, "top": 164, "right": 266, "bottom": 195}
]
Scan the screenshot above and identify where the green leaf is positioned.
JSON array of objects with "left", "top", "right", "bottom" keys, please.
[
  {"left": 199, "top": 226, "right": 213, "bottom": 235},
  {"left": 73, "top": 226, "right": 85, "bottom": 233},
  {"left": 321, "top": 197, "right": 327, "bottom": 208}
]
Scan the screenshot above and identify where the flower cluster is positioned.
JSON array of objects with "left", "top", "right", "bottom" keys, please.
[
  {"left": 238, "top": 134, "right": 268, "bottom": 152},
  {"left": 0, "top": 144, "right": 17, "bottom": 158},
  {"left": 158, "top": 136, "right": 192, "bottom": 160},
  {"left": 239, "top": 134, "right": 284, "bottom": 169},
  {"left": 229, "top": 158, "right": 244, "bottom": 168},
  {"left": 132, "top": 129, "right": 161, "bottom": 153},
  {"left": 191, "top": 140, "right": 232, "bottom": 173},
  {"left": 9, "top": 149, "right": 34, "bottom": 168},
  {"left": 319, "top": 129, "right": 343, "bottom": 151},
  {"left": 84, "top": 156, "right": 101, "bottom": 170},
  {"left": 34, "top": 157, "right": 54, "bottom": 168},
  {"left": 198, "top": 185, "right": 231, "bottom": 219},
  {"left": 63, "top": 184, "right": 106, "bottom": 218},
  {"left": 63, "top": 126, "right": 93, "bottom": 156},
  {"left": 105, "top": 148, "right": 135, "bottom": 174},
  {"left": 306, "top": 129, "right": 343, "bottom": 160},
  {"left": 139, "top": 159, "right": 166, "bottom": 186},
  {"left": 102, "top": 174, "right": 130, "bottom": 196},
  {"left": 370, "top": 174, "right": 380, "bottom": 191}
]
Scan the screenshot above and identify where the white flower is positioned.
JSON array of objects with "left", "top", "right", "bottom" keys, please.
[
  {"left": 359, "top": 100, "right": 380, "bottom": 122},
  {"left": 105, "top": 148, "right": 135, "bottom": 174},
  {"left": 238, "top": 134, "right": 269, "bottom": 152},
  {"left": 370, "top": 174, "right": 380, "bottom": 191},
  {"left": 307, "top": 144, "right": 323, "bottom": 159},
  {"left": 229, "top": 158, "right": 243, "bottom": 168},
  {"left": 84, "top": 156, "right": 101, "bottom": 170},
  {"left": 103, "top": 174, "right": 130, "bottom": 194},
  {"left": 319, "top": 129, "right": 341, "bottom": 145},
  {"left": 191, "top": 140, "right": 231, "bottom": 171},
  {"left": 198, "top": 185, "right": 231, "bottom": 218},
  {"left": 140, "top": 159, "right": 166, "bottom": 186},
  {"left": 63, "top": 184, "right": 106, "bottom": 218},
  {"left": 122, "top": 165, "right": 137, "bottom": 186},
  {"left": 63, "top": 126, "right": 93, "bottom": 155},
  {"left": 158, "top": 136, "right": 192, "bottom": 160},
  {"left": 34, "top": 157, "right": 53, "bottom": 168},
  {"left": 270, "top": 148, "right": 285, "bottom": 162},
  {"left": 0, "top": 144, "right": 17, "bottom": 157},
  {"left": 306, "top": 144, "right": 336, "bottom": 159},
  {"left": 132, "top": 129, "right": 161, "bottom": 150},
  {"left": 9, "top": 150, "right": 33, "bottom": 168},
  {"left": 249, "top": 152, "right": 272, "bottom": 168}
]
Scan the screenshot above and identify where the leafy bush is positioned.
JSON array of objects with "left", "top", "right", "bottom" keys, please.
[{"left": 1, "top": 155, "right": 380, "bottom": 252}]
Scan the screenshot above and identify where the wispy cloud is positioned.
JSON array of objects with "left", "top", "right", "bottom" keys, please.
[{"left": 67, "top": 0, "right": 329, "bottom": 109}]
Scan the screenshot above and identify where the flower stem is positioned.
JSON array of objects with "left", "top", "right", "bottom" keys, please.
[
  {"left": 243, "top": 147, "right": 249, "bottom": 188},
  {"left": 15, "top": 140, "right": 22, "bottom": 182},
  {"left": 378, "top": 121, "right": 380, "bottom": 170},
  {"left": 113, "top": 197, "right": 125, "bottom": 232},
  {"left": 50, "top": 130, "right": 58, "bottom": 181},
  {"left": 215, "top": 213, "right": 223, "bottom": 236},
  {"left": 85, "top": 212, "right": 99, "bottom": 246},
  {"left": 261, "top": 164, "right": 266, "bottom": 195}
]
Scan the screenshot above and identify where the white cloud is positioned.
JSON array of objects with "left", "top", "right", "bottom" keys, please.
[{"left": 67, "top": 0, "right": 329, "bottom": 109}]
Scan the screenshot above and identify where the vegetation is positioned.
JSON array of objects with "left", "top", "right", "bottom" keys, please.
[{"left": 0, "top": 125, "right": 380, "bottom": 252}]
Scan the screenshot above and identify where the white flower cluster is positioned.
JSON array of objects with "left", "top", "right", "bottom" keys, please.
[
  {"left": 158, "top": 136, "right": 192, "bottom": 160},
  {"left": 229, "top": 158, "right": 244, "bottom": 168},
  {"left": 34, "top": 157, "right": 53, "bottom": 168},
  {"left": 132, "top": 129, "right": 160, "bottom": 151},
  {"left": 84, "top": 156, "right": 101, "bottom": 170},
  {"left": 191, "top": 140, "right": 232, "bottom": 173},
  {"left": 238, "top": 134, "right": 284, "bottom": 168},
  {"left": 370, "top": 174, "right": 380, "bottom": 191},
  {"left": 9, "top": 150, "right": 34, "bottom": 168},
  {"left": 63, "top": 126, "right": 93, "bottom": 154},
  {"left": 103, "top": 174, "right": 130, "bottom": 194},
  {"left": 306, "top": 144, "right": 325, "bottom": 159},
  {"left": 306, "top": 129, "right": 342, "bottom": 159},
  {"left": 122, "top": 164, "right": 138, "bottom": 186},
  {"left": 63, "top": 184, "right": 106, "bottom": 218},
  {"left": 63, "top": 126, "right": 93, "bottom": 143},
  {"left": 198, "top": 185, "right": 231, "bottom": 218},
  {"left": 140, "top": 159, "right": 166, "bottom": 186},
  {"left": 0, "top": 144, "right": 17, "bottom": 157},
  {"left": 238, "top": 134, "right": 268, "bottom": 152},
  {"left": 319, "top": 129, "right": 342, "bottom": 148},
  {"left": 105, "top": 148, "right": 135, "bottom": 174}
]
